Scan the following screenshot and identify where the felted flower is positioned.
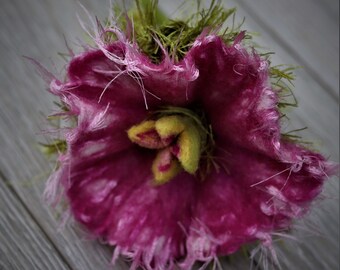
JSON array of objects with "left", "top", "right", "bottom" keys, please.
[{"left": 42, "top": 2, "right": 337, "bottom": 270}]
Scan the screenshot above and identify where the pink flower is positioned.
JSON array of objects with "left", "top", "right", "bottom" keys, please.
[{"left": 44, "top": 17, "right": 336, "bottom": 270}]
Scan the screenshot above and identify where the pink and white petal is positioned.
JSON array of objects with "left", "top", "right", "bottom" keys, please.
[
  {"left": 45, "top": 98, "right": 147, "bottom": 204},
  {"left": 137, "top": 55, "right": 199, "bottom": 106},
  {"left": 186, "top": 142, "right": 327, "bottom": 259},
  {"left": 68, "top": 43, "right": 125, "bottom": 87},
  {"left": 48, "top": 97, "right": 148, "bottom": 195},
  {"left": 50, "top": 43, "right": 153, "bottom": 109},
  {"left": 110, "top": 39, "right": 199, "bottom": 106},
  {"left": 62, "top": 41, "right": 200, "bottom": 109},
  {"left": 66, "top": 147, "right": 197, "bottom": 269},
  {"left": 189, "top": 36, "right": 281, "bottom": 157}
]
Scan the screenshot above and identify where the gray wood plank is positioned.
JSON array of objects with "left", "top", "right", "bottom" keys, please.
[
  {"left": 315, "top": 0, "right": 339, "bottom": 19},
  {"left": 0, "top": 1, "right": 127, "bottom": 269},
  {"left": 236, "top": 0, "right": 339, "bottom": 100},
  {"left": 0, "top": 174, "right": 70, "bottom": 270}
]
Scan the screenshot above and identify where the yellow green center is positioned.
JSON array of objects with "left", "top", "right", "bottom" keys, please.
[{"left": 127, "top": 113, "right": 205, "bottom": 185}]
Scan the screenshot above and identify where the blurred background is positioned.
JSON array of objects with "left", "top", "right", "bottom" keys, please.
[{"left": 0, "top": 0, "right": 338, "bottom": 269}]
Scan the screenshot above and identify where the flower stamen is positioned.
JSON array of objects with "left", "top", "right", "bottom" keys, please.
[
  {"left": 127, "top": 114, "right": 205, "bottom": 184},
  {"left": 152, "top": 148, "right": 182, "bottom": 184}
]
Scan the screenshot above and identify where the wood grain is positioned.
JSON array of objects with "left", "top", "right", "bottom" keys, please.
[
  {"left": 0, "top": 1, "right": 127, "bottom": 269},
  {"left": 0, "top": 0, "right": 338, "bottom": 269},
  {"left": 237, "top": 0, "right": 339, "bottom": 100},
  {"left": 0, "top": 174, "right": 69, "bottom": 270}
]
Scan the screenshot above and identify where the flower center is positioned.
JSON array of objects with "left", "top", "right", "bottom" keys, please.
[{"left": 127, "top": 108, "right": 208, "bottom": 185}]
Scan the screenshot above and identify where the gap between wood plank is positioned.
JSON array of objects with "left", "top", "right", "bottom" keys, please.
[
  {"left": 313, "top": 0, "right": 339, "bottom": 19},
  {"left": 235, "top": 0, "right": 339, "bottom": 102},
  {"left": 0, "top": 170, "right": 72, "bottom": 270}
]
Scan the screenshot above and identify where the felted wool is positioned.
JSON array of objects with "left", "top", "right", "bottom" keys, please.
[{"left": 42, "top": 3, "right": 337, "bottom": 270}]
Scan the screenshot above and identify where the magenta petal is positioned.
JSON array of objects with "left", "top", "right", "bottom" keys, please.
[
  {"left": 68, "top": 43, "right": 125, "bottom": 87},
  {"left": 138, "top": 56, "right": 199, "bottom": 106},
  {"left": 65, "top": 44, "right": 151, "bottom": 108},
  {"left": 190, "top": 36, "right": 280, "bottom": 156},
  {"left": 66, "top": 42, "right": 199, "bottom": 109},
  {"left": 67, "top": 147, "right": 197, "bottom": 268},
  {"left": 50, "top": 94, "right": 149, "bottom": 201},
  {"left": 185, "top": 142, "right": 328, "bottom": 259}
]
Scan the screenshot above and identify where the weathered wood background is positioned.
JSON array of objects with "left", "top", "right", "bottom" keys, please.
[{"left": 0, "top": 0, "right": 338, "bottom": 269}]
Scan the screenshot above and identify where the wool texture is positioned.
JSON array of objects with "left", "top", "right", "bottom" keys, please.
[{"left": 42, "top": 4, "right": 337, "bottom": 270}]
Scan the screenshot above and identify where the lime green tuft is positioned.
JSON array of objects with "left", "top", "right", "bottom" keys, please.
[
  {"left": 268, "top": 65, "right": 314, "bottom": 148},
  {"left": 282, "top": 127, "right": 314, "bottom": 148},
  {"left": 112, "top": 0, "right": 246, "bottom": 63},
  {"left": 39, "top": 140, "right": 67, "bottom": 156},
  {"left": 40, "top": 101, "right": 72, "bottom": 158},
  {"left": 269, "top": 64, "right": 300, "bottom": 109}
]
